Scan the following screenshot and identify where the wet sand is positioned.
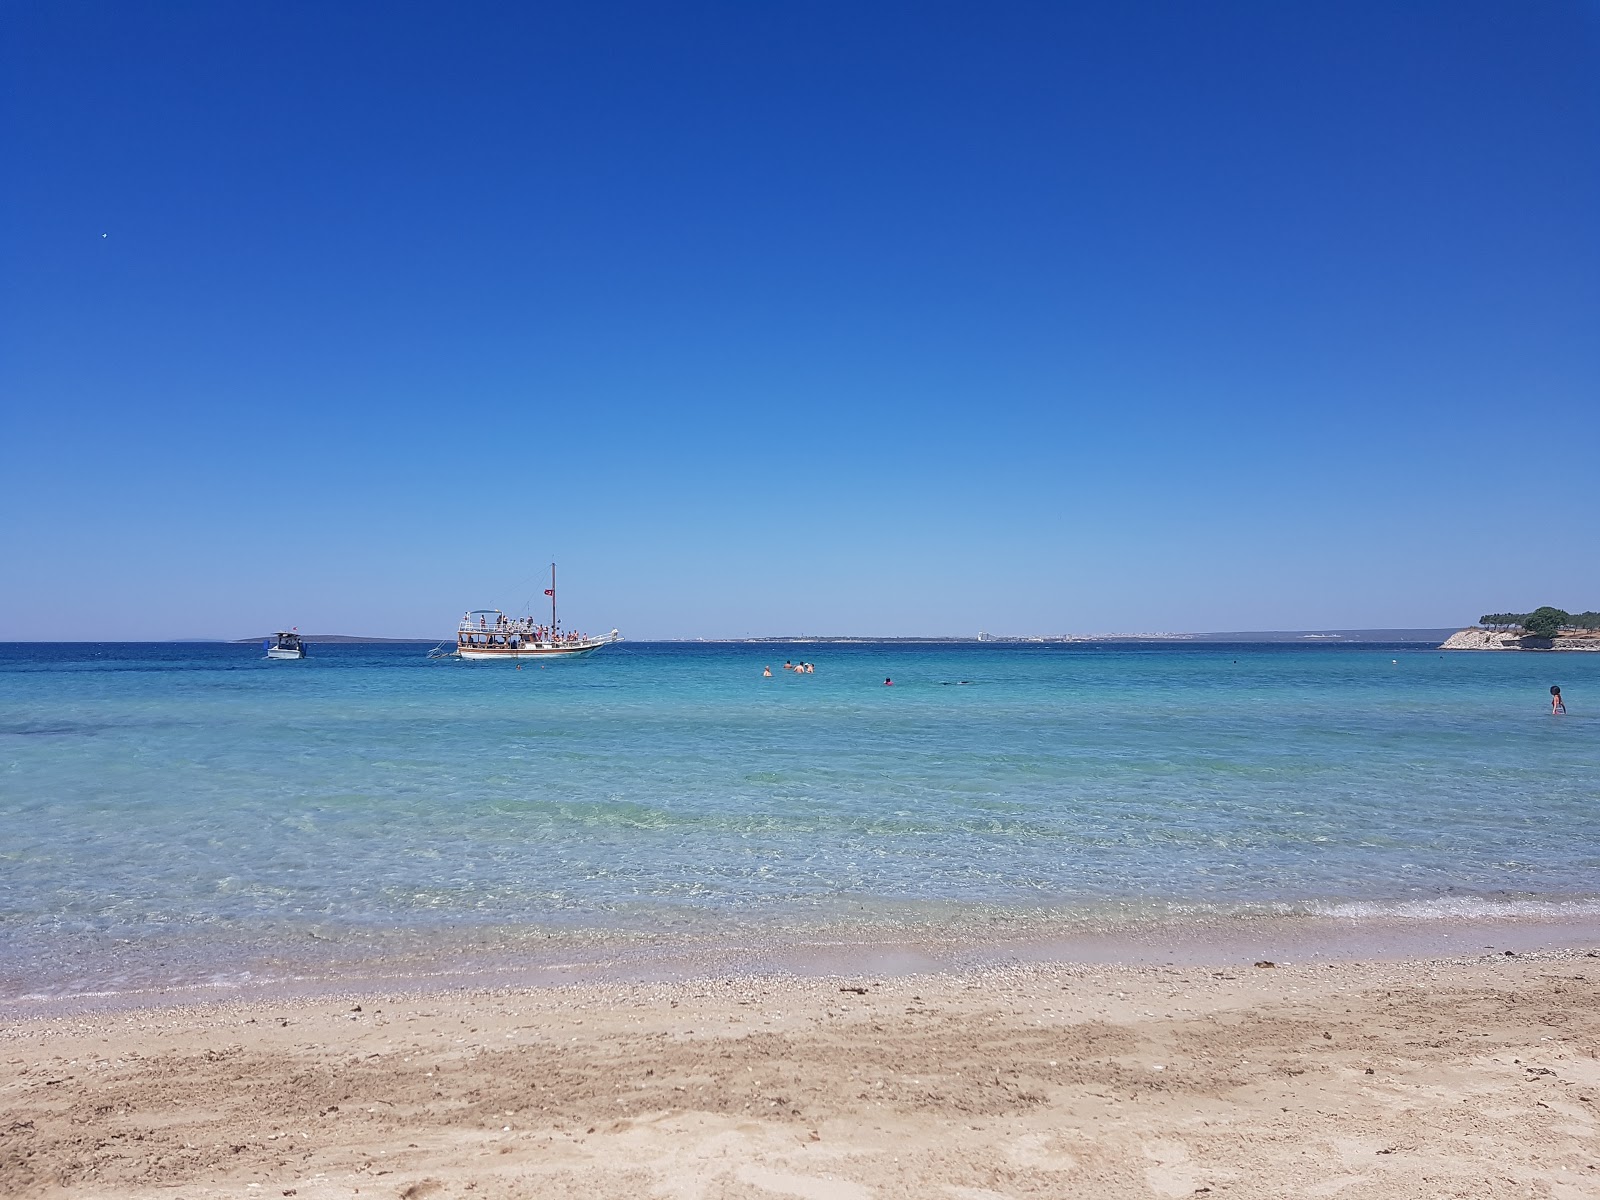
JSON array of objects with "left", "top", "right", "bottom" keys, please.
[{"left": 5, "top": 947, "right": 1599, "bottom": 1199}]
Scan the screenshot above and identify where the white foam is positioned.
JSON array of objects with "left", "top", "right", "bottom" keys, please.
[{"left": 1308, "top": 895, "right": 1600, "bottom": 922}]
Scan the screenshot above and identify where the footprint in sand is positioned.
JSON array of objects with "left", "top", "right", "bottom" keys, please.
[
  {"left": 1142, "top": 1139, "right": 1203, "bottom": 1197},
  {"left": 1006, "top": 1131, "right": 1078, "bottom": 1171},
  {"left": 736, "top": 1163, "right": 873, "bottom": 1200},
  {"left": 1305, "top": 1174, "right": 1372, "bottom": 1197}
]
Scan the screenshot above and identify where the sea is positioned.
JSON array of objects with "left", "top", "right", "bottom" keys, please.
[{"left": 2, "top": 640, "right": 1597, "bottom": 1005}]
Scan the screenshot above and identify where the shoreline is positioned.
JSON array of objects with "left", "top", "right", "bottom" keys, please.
[
  {"left": 4, "top": 943, "right": 1597, "bottom": 1198},
  {"left": 8, "top": 906, "right": 1600, "bottom": 1020}
]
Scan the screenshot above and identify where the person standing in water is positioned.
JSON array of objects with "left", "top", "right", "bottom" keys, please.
[
  {"left": 1551, "top": 685, "right": 1566, "bottom": 715},
  {"left": 762, "top": 666, "right": 772, "bottom": 678}
]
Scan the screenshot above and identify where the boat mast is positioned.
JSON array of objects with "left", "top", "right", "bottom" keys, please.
[{"left": 550, "top": 562, "right": 557, "bottom": 632}]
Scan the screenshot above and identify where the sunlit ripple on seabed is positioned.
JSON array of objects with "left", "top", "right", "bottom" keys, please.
[{"left": 2, "top": 639, "right": 1597, "bottom": 1000}]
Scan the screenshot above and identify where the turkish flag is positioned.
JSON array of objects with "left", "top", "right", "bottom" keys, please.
[{"left": 544, "top": 589, "right": 554, "bottom": 596}]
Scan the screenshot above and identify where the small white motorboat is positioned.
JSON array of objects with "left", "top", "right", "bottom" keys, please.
[{"left": 265, "top": 631, "right": 306, "bottom": 659}]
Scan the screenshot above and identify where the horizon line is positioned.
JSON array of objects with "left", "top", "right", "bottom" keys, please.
[{"left": 1, "top": 626, "right": 1465, "bottom": 645}]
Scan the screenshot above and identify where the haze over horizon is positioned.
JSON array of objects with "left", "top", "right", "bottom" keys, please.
[{"left": 4, "top": 2, "right": 1596, "bottom": 641}]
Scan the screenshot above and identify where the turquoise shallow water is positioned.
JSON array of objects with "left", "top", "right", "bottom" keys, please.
[{"left": 2, "top": 640, "right": 1597, "bottom": 997}]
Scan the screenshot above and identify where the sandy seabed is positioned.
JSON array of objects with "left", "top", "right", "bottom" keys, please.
[{"left": 4, "top": 950, "right": 1599, "bottom": 1200}]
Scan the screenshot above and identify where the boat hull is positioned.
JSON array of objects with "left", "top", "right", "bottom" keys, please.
[
  {"left": 457, "top": 642, "right": 608, "bottom": 660},
  {"left": 454, "top": 629, "right": 619, "bottom": 660},
  {"left": 266, "top": 647, "right": 305, "bottom": 659}
]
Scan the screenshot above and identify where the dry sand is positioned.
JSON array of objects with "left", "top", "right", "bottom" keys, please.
[{"left": 4, "top": 950, "right": 1599, "bottom": 1199}]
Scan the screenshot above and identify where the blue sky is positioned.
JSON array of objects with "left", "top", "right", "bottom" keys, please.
[{"left": 3, "top": 1, "right": 1596, "bottom": 639}]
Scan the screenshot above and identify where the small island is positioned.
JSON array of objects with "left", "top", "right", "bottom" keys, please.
[{"left": 1441, "top": 607, "right": 1600, "bottom": 651}]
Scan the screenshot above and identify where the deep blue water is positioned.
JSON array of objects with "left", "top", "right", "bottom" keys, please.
[{"left": 1, "top": 640, "right": 1597, "bottom": 996}]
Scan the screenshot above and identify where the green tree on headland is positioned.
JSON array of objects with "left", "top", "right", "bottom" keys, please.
[
  {"left": 1522, "top": 607, "right": 1570, "bottom": 639},
  {"left": 1478, "top": 613, "right": 1527, "bottom": 630},
  {"left": 1477, "top": 609, "right": 1596, "bottom": 634}
]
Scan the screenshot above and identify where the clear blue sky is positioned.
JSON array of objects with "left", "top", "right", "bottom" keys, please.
[{"left": 3, "top": 1, "right": 1596, "bottom": 639}]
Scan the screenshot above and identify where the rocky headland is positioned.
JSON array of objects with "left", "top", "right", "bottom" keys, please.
[{"left": 1440, "top": 628, "right": 1600, "bottom": 651}]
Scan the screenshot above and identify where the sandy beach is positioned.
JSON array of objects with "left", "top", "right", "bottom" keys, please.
[{"left": 5, "top": 948, "right": 1599, "bottom": 1200}]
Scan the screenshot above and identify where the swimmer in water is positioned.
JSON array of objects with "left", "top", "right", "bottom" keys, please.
[
  {"left": 762, "top": 665, "right": 772, "bottom": 678},
  {"left": 884, "top": 677, "right": 893, "bottom": 686},
  {"left": 1551, "top": 685, "right": 1566, "bottom": 715},
  {"left": 784, "top": 660, "right": 794, "bottom": 671}
]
